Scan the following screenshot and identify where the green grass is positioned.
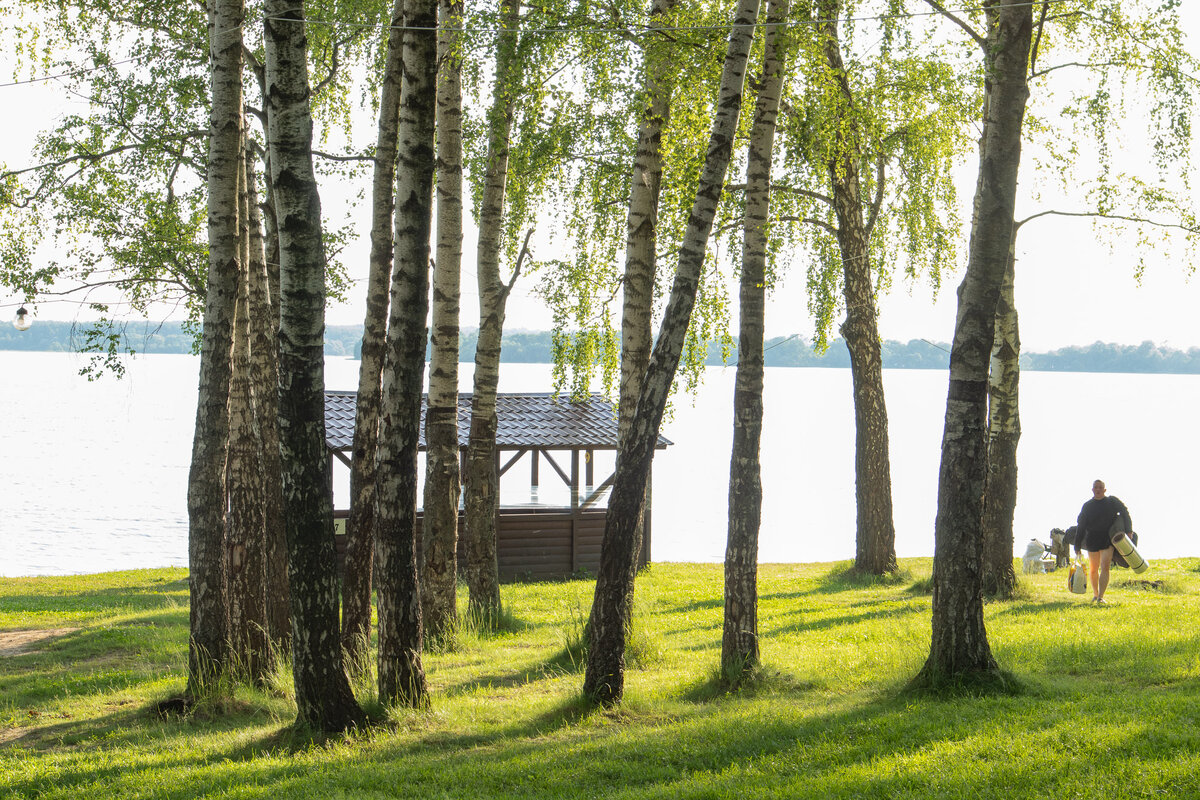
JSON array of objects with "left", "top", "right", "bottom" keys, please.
[{"left": 4, "top": 560, "right": 1200, "bottom": 799}]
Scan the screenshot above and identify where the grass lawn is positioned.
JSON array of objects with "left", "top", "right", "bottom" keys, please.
[{"left": 3, "top": 559, "right": 1200, "bottom": 799}]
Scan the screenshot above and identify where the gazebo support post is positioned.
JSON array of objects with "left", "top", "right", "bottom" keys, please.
[{"left": 571, "top": 450, "right": 580, "bottom": 511}]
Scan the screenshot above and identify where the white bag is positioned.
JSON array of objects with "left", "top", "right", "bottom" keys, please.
[{"left": 1068, "top": 560, "right": 1088, "bottom": 594}]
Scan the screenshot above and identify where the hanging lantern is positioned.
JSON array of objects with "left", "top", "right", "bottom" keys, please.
[{"left": 12, "top": 306, "right": 32, "bottom": 331}]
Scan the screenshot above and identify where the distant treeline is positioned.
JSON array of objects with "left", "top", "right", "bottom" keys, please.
[
  {"left": 6, "top": 321, "right": 1200, "bottom": 374},
  {"left": 0, "top": 320, "right": 201, "bottom": 355}
]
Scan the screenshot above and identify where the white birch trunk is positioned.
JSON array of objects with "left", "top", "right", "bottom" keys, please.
[
  {"left": 375, "top": 0, "right": 437, "bottom": 708},
  {"left": 186, "top": 0, "right": 244, "bottom": 696},
  {"left": 263, "top": 0, "right": 363, "bottom": 731},
  {"left": 422, "top": 0, "right": 466, "bottom": 641},
  {"left": 917, "top": 0, "right": 1032, "bottom": 687},
  {"left": 723, "top": 0, "right": 789, "bottom": 675},
  {"left": 343, "top": 0, "right": 405, "bottom": 665},
  {"left": 246, "top": 144, "right": 290, "bottom": 652},
  {"left": 617, "top": 0, "right": 676, "bottom": 571},
  {"left": 464, "top": 0, "right": 521, "bottom": 621},
  {"left": 982, "top": 242, "right": 1020, "bottom": 597},
  {"left": 584, "top": 0, "right": 762, "bottom": 706},
  {"left": 227, "top": 144, "right": 269, "bottom": 682}
]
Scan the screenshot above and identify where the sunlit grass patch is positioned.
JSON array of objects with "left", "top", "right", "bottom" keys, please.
[{"left": 3, "top": 558, "right": 1200, "bottom": 799}]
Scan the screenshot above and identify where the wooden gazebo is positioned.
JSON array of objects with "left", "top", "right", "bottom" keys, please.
[{"left": 324, "top": 392, "right": 672, "bottom": 580}]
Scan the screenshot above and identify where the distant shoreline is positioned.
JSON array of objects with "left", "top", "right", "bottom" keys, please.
[{"left": 4, "top": 321, "right": 1200, "bottom": 374}]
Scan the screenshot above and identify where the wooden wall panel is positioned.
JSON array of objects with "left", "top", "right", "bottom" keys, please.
[{"left": 333, "top": 508, "right": 608, "bottom": 581}]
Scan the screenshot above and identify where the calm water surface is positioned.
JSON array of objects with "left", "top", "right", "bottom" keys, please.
[{"left": 2, "top": 351, "right": 1195, "bottom": 576}]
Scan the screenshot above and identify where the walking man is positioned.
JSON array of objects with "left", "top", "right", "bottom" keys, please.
[{"left": 1075, "top": 479, "right": 1133, "bottom": 604}]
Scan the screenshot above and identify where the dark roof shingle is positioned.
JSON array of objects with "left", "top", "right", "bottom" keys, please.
[{"left": 324, "top": 391, "right": 672, "bottom": 452}]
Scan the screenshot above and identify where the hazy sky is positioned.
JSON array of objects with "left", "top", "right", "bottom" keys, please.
[{"left": 2, "top": 3, "right": 1198, "bottom": 352}]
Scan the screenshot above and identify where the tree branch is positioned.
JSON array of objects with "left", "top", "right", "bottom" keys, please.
[
  {"left": 312, "top": 149, "right": 374, "bottom": 163},
  {"left": 920, "top": 0, "right": 985, "bottom": 51},
  {"left": 503, "top": 228, "right": 535, "bottom": 297},
  {"left": 865, "top": 153, "right": 886, "bottom": 239},
  {"left": 1029, "top": 60, "right": 1129, "bottom": 80},
  {"left": 1016, "top": 209, "right": 1200, "bottom": 234},
  {"left": 312, "top": 30, "right": 364, "bottom": 98},
  {"left": 779, "top": 214, "right": 837, "bottom": 235},
  {"left": 1, "top": 132, "right": 205, "bottom": 183},
  {"left": 1029, "top": 0, "right": 1051, "bottom": 75},
  {"left": 724, "top": 182, "right": 835, "bottom": 207}
]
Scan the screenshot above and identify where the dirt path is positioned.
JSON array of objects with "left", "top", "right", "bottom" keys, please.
[{"left": 0, "top": 628, "right": 79, "bottom": 657}]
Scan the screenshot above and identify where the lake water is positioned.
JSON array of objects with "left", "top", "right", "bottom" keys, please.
[{"left": 2, "top": 351, "right": 1196, "bottom": 576}]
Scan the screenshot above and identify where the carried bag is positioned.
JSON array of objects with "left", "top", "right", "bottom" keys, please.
[{"left": 1068, "top": 560, "right": 1088, "bottom": 594}]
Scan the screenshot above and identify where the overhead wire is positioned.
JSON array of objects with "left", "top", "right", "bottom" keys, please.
[
  {"left": 0, "top": 56, "right": 141, "bottom": 88},
  {"left": 274, "top": 0, "right": 1076, "bottom": 36},
  {"left": 0, "top": 0, "right": 1079, "bottom": 90}
]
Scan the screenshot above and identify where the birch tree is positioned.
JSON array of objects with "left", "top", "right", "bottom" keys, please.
[
  {"left": 770, "top": 0, "right": 971, "bottom": 577},
  {"left": 422, "top": 0, "right": 466, "bottom": 642},
  {"left": 461, "top": 0, "right": 524, "bottom": 621},
  {"left": 539, "top": 1, "right": 737, "bottom": 408},
  {"left": 609, "top": 0, "right": 680, "bottom": 578},
  {"left": 980, "top": 244, "right": 1018, "bottom": 597},
  {"left": 226, "top": 141, "right": 269, "bottom": 683},
  {"left": 459, "top": 0, "right": 579, "bottom": 620},
  {"left": 263, "top": 0, "right": 364, "bottom": 730},
  {"left": 978, "top": 0, "right": 1198, "bottom": 597},
  {"left": 374, "top": 0, "right": 438, "bottom": 707},
  {"left": 723, "top": 0, "right": 790, "bottom": 677},
  {"left": 912, "top": 0, "right": 1031, "bottom": 690},
  {"left": 814, "top": 0, "right": 895, "bottom": 575},
  {"left": 341, "top": 0, "right": 406, "bottom": 667},
  {"left": 0, "top": 0, "right": 209, "bottom": 373},
  {"left": 184, "top": 0, "right": 244, "bottom": 697},
  {"left": 245, "top": 140, "right": 291, "bottom": 650},
  {"left": 584, "top": 0, "right": 762, "bottom": 707}
]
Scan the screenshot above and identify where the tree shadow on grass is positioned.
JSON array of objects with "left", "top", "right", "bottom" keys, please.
[
  {"left": 1, "top": 617, "right": 188, "bottom": 707},
  {"left": 676, "top": 664, "right": 823, "bottom": 704},
  {"left": 11, "top": 636, "right": 1200, "bottom": 800},
  {"left": 0, "top": 580, "right": 189, "bottom": 619},
  {"left": 815, "top": 562, "right": 918, "bottom": 594},
  {"left": 338, "top": 687, "right": 1027, "bottom": 800},
  {"left": 758, "top": 602, "right": 927, "bottom": 640},
  {"left": 658, "top": 596, "right": 723, "bottom": 614},
  {"left": 439, "top": 637, "right": 596, "bottom": 700},
  {"left": 990, "top": 600, "right": 1076, "bottom": 618},
  {"left": 9, "top": 681, "right": 1190, "bottom": 800},
  {"left": 656, "top": 565, "right": 923, "bottom": 618}
]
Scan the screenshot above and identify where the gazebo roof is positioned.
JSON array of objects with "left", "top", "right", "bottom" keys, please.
[{"left": 324, "top": 391, "right": 673, "bottom": 452}]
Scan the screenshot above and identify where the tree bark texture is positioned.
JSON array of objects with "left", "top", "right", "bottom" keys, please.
[
  {"left": 342, "top": 0, "right": 405, "bottom": 666},
  {"left": 464, "top": 0, "right": 521, "bottom": 621},
  {"left": 916, "top": 0, "right": 1031, "bottom": 687},
  {"left": 982, "top": 243, "right": 1020, "bottom": 598},
  {"left": 723, "top": 0, "right": 789, "bottom": 674},
  {"left": 818, "top": 0, "right": 897, "bottom": 576},
  {"left": 262, "top": 149, "right": 282, "bottom": 319},
  {"left": 617, "top": 0, "right": 676, "bottom": 572},
  {"left": 187, "top": 0, "right": 243, "bottom": 695},
  {"left": 247, "top": 145, "right": 291, "bottom": 653},
  {"left": 263, "top": 0, "right": 364, "bottom": 732},
  {"left": 227, "top": 144, "right": 269, "bottom": 683},
  {"left": 584, "top": 0, "right": 762, "bottom": 706},
  {"left": 422, "top": 0, "right": 465, "bottom": 642},
  {"left": 375, "top": 0, "right": 436, "bottom": 708}
]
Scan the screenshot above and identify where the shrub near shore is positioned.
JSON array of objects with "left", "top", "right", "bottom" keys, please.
[{"left": 3, "top": 560, "right": 1200, "bottom": 799}]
